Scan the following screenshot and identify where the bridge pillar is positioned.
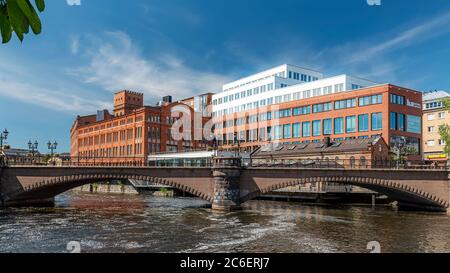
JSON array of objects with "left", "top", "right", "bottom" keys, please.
[{"left": 211, "top": 157, "right": 242, "bottom": 211}]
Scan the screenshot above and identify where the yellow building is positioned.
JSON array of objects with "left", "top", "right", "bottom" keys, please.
[{"left": 423, "top": 90, "right": 450, "bottom": 161}]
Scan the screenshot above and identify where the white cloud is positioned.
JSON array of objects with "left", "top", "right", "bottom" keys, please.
[
  {"left": 0, "top": 79, "right": 111, "bottom": 113},
  {"left": 344, "top": 11, "right": 450, "bottom": 65},
  {"left": 69, "top": 31, "right": 231, "bottom": 101}
]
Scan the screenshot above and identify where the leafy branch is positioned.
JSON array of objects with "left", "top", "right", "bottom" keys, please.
[{"left": 0, "top": 0, "right": 45, "bottom": 44}]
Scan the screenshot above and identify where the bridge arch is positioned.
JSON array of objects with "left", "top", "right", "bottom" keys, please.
[
  {"left": 240, "top": 176, "right": 449, "bottom": 211},
  {"left": 5, "top": 173, "right": 214, "bottom": 204}
]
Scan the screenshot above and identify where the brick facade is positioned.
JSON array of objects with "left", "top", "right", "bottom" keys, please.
[{"left": 70, "top": 91, "right": 212, "bottom": 165}]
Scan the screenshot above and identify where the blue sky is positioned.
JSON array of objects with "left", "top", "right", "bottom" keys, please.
[{"left": 1, "top": 0, "right": 450, "bottom": 153}]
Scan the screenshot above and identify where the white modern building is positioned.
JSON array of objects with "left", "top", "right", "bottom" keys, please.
[{"left": 212, "top": 64, "right": 377, "bottom": 117}]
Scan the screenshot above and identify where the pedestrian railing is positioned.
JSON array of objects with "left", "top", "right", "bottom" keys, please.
[{"left": 2, "top": 155, "right": 448, "bottom": 170}]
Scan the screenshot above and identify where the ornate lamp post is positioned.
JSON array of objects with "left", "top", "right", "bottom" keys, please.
[
  {"left": 0, "top": 129, "right": 8, "bottom": 152},
  {"left": 28, "top": 140, "right": 39, "bottom": 157},
  {"left": 47, "top": 141, "right": 58, "bottom": 157}
]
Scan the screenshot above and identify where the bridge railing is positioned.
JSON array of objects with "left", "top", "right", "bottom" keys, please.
[
  {"left": 249, "top": 158, "right": 449, "bottom": 170},
  {"left": 2, "top": 155, "right": 448, "bottom": 170},
  {"left": 2, "top": 156, "right": 214, "bottom": 168}
]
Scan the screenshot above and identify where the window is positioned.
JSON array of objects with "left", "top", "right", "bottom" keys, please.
[
  {"left": 439, "top": 139, "right": 446, "bottom": 146},
  {"left": 293, "top": 106, "right": 311, "bottom": 116},
  {"left": 346, "top": 116, "right": 356, "bottom": 133},
  {"left": 335, "top": 83, "right": 344, "bottom": 92},
  {"left": 283, "top": 124, "right": 291, "bottom": 139},
  {"left": 428, "top": 126, "right": 436, "bottom": 133},
  {"left": 390, "top": 112, "right": 397, "bottom": 130},
  {"left": 407, "top": 115, "right": 421, "bottom": 134},
  {"left": 273, "top": 109, "right": 291, "bottom": 119},
  {"left": 428, "top": 114, "right": 435, "bottom": 121},
  {"left": 390, "top": 94, "right": 405, "bottom": 105},
  {"left": 439, "top": 112, "right": 446, "bottom": 119},
  {"left": 302, "top": 122, "right": 311, "bottom": 137},
  {"left": 313, "top": 102, "right": 332, "bottom": 113},
  {"left": 313, "top": 120, "right": 321, "bottom": 136},
  {"left": 358, "top": 114, "right": 369, "bottom": 132},
  {"left": 334, "top": 118, "right": 344, "bottom": 134},
  {"left": 427, "top": 140, "right": 435, "bottom": 147},
  {"left": 274, "top": 125, "right": 282, "bottom": 140},
  {"left": 398, "top": 114, "right": 405, "bottom": 131},
  {"left": 293, "top": 123, "right": 301, "bottom": 138},
  {"left": 323, "top": 86, "right": 332, "bottom": 95},
  {"left": 359, "top": 94, "right": 382, "bottom": 106},
  {"left": 323, "top": 119, "right": 332, "bottom": 135},
  {"left": 335, "top": 98, "right": 356, "bottom": 110},
  {"left": 371, "top": 113, "right": 383, "bottom": 131}
]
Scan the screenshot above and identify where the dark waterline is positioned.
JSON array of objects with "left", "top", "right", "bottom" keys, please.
[{"left": 0, "top": 192, "right": 449, "bottom": 253}]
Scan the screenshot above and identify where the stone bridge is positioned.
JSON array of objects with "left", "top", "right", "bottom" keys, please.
[{"left": 0, "top": 157, "right": 449, "bottom": 213}]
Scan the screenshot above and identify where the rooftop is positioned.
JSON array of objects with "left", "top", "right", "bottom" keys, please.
[
  {"left": 423, "top": 90, "right": 450, "bottom": 102},
  {"left": 252, "top": 137, "right": 383, "bottom": 158}
]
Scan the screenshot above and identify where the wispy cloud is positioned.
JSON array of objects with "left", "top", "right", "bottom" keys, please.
[
  {"left": 344, "top": 11, "right": 450, "bottom": 65},
  {"left": 0, "top": 70, "right": 111, "bottom": 113},
  {"left": 69, "top": 31, "right": 232, "bottom": 101}
]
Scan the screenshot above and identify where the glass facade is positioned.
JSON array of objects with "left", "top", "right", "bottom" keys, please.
[
  {"left": 283, "top": 124, "right": 291, "bottom": 139},
  {"left": 323, "top": 119, "right": 332, "bottom": 135},
  {"left": 334, "top": 118, "right": 344, "bottom": 134},
  {"left": 346, "top": 116, "right": 356, "bottom": 133},
  {"left": 358, "top": 114, "right": 369, "bottom": 132},
  {"left": 371, "top": 113, "right": 383, "bottom": 131},
  {"left": 407, "top": 115, "right": 421, "bottom": 134},
  {"left": 302, "top": 122, "right": 311, "bottom": 137},
  {"left": 390, "top": 112, "right": 397, "bottom": 130},
  {"left": 313, "top": 120, "right": 321, "bottom": 136},
  {"left": 293, "top": 123, "right": 301, "bottom": 138}
]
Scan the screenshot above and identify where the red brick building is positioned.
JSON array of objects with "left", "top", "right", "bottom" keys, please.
[
  {"left": 213, "top": 84, "right": 423, "bottom": 157},
  {"left": 70, "top": 91, "right": 212, "bottom": 165}
]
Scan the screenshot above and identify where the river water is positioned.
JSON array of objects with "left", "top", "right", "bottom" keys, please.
[{"left": 0, "top": 192, "right": 449, "bottom": 253}]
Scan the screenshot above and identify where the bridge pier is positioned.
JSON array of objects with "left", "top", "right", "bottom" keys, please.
[{"left": 211, "top": 157, "right": 242, "bottom": 212}]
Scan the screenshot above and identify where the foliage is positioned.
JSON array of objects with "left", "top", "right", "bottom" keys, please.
[
  {"left": 438, "top": 97, "right": 450, "bottom": 156},
  {"left": 0, "top": 0, "right": 45, "bottom": 43},
  {"left": 439, "top": 124, "right": 450, "bottom": 156}
]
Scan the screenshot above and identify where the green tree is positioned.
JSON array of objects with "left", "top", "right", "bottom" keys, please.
[
  {"left": 438, "top": 97, "right": 450, "bottom": 156},
  {"left": 0, "top": 0, "right": 45, "bottom": 43},
  {"left": 438, "top": 124, "right": 450, "bottom": 156}
]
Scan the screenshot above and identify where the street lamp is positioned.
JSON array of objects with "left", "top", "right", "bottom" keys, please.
[
  {"left": 0, "top": 129, "right": 9, "bottom": 151},
  {"left": 28, "top": 140, "right": 39, "bottom": 157},
  {"left": 47, "top": 141, "right": 58, "bottom": 157}
]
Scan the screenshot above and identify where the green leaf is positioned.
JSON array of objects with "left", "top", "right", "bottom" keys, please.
[
  {"left": 7, "top": 0, "right": 26, "bottom": 42},
  {"left": 25, "top": 0, "right": 41, "bottom": 34},
  {"left": 35, "top": 0, "right": 45, "bottom": 12},
  {"left": 0, "top": 8, "right": 13, "bottom": 43}
]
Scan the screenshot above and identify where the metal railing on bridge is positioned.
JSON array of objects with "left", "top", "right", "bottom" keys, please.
[{"left": 1, "top": 155, "right": 448, "bottom": 170}]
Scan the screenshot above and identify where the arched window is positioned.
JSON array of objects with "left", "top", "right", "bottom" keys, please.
[
  {"left": 350, "top": 156, "right": 356, "bottom": 168},
  {"left": 360, "top": 156, "right": 367, "bottom": 168}
]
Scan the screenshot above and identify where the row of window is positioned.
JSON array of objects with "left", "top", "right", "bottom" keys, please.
[
  {"left": 426, "top": 139, "right": 446, "bottom": 147},
  {"left": 390, "top": 94, "right": 406, "bottom": 105},
  {"left": 212, "top": 92, "right": 380, "bottom": 118},
  {"left": 390, "top": 112, "right": 422, "bottom": 134},
  {"left": 220, "top": 113, "right": 384, "bottom": 141},
  {"left": 427, "top": 112, "right": 446, "bottom": 121},
  {"left": 288, "top": 71, "right": 319, "bottom": 82},
  {"left": 213, "top": 83, "right": 346, "bottom": 109},
  {"left": 425, "top": 101, "right": 444, "bottom": 110}
]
